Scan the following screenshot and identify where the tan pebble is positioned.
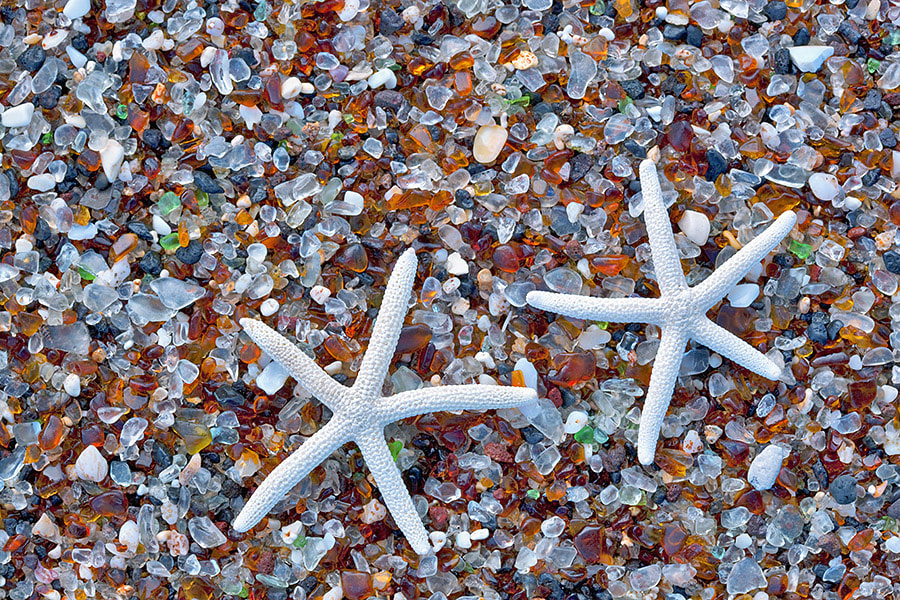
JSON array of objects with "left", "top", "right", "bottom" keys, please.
[
  {"left": 473, "top": 124, "right": 508, "bottom": 164},
  {"left": 119, "top": 521, "right": 140, "bottom": 553},
  {"left": 510, "top": 50, "right": 538, "bottom": 70},
  {"left": 401, "top": 5, "right": 420, "bottom": 23},
  {"left": 179, "top": 452, "right": 202, "bottom": 485},
  {"left": 360, "top": 499, "right": 387, "bottom": 524},
  {"left": 554, "top": 124, "right": 574, "bottom": 150},
  {"left": 476, "top": 268, "right": 493, "bottom": 288},
  {"left": 281, "top": 76, "right": 302, "bottom": 99},
  {"left": 33, "top": 513, "right": 60, "bottom": 539},
  {"left": 168, "top": 531, "right": 190, "bottom": 556},
  {"left": 161, "top": 500, "right": 178, "bottom": 525}
]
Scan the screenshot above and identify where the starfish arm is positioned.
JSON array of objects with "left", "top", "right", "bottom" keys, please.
[
  {"left": 527, "top": 291, "right": 663, "bottom": 324},
  {"left": 233, "top": 418, "right": 350, "bottom": 533},
  {"left": 693, "top": 211, "right": 797, "bottom": 310},
  {"left": 383, "top": 385, "right": 537, "bottom": 422},
  {"left": 637, "top": 327, "right": 688, "bottom": 466},
  {"left": 639, "top": 159, "right": 688, "bottom": 295},
  {"left": 690, "top": 318, "right": 781, "bottom": 379},
  {"left": 355, "top": 248, "right": 418, "bottom": 397},
  {"left": 355, "top": 429, "right": 431, "bottom": 555},
  {"left": 241, "top": 318, "right": 348, "bottom": 411}
]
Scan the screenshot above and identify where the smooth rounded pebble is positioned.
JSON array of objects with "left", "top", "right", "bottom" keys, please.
[
  {"left": 75, "top": 445, "right": 108, "bottom": 482},
  {"left": 63, "top": 0, "right": 91, "bottom": 19},
  {"left": 747, "top": 444, "right": 784, "bottom": 490},
  {"left": 808, "top": 172, "right": 840, "bottom": 201},
  {"left": 2, "top": 103, "right": 34, "bottom": 128},
  {"left": 678, "top": 210, "right": 711, "bottom": 245},
  {"left": 473, "top": 124, "right": 508, "bottom": 164},
  {"left": 830, "top": 473, "right": 857, "bottom": 504}
]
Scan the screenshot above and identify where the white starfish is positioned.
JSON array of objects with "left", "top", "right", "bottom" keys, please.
[
  {"left": 234, "top": 248, "right": 537, "bottom": 554},
  {"left": 527, "top": 159, "right": 796, "bottom": 466}
]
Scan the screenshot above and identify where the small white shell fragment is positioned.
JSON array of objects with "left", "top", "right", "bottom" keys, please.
[
  {"left": 429, "top": 530, "right": 447, "bottom": 551},
  {"left": 564, "top": 410, "right": 589, "bottom": 434},
  {"left": 445, "top": 252, "right": 469, "bottom": 275},
  {"left": 310, "top": 285, "right": 332, "bottom": 304},
  {"left": 281, "top": 76, "right": 302, "bottom": 99}
]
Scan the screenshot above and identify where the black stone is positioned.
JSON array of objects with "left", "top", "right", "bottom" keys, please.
[
  {"left": 570, "top": 153, "right": 593, "bottom": 181},
  {"left": 36, "top": 86, "right": 61, "bottom": 110},
  {"left": 521, "top": 425, "right": 544, "bottom": 444},
  {"left": 248, "top": 177, "right": 268, "bottom": 203},
  {"left": 193, "top": 170, "right": 225, "bottom": 194},
  {"left": 139, "top": 251, "right": 162, "bottom": 276},
  {"left": 299, "top": 576, "right": 318, "bottom": 594},
  {"left": 763, "top": 0, "right": 787, "bottom": 21},
  {"left": 838, "top": 21, "right": 862, "bottom": 45},
  {"left": 861, "top": 168, "right": 880, "bottom": 186},
  {"left": 152, "top": 441, "right": 172, "bottom": 468},
  {"left": 662, "top": 24, "right": 686, "bottom": 42},
  {"left": 880, "top": 127, "right": 897, "bottom": 148},
  {"left": 94, "top": 172, "right": 110, "bottom": 191},
  {"left": 620, "top": 79, "right": 645, "bottom": 100},
  {"left": 379, "top": 8, "right": 404, "bottom": 36},
  {"left": 685, "top": 25, "right": 703, "bottom": 47},
  {"left": 884, "top": 250, "right": 900, "bottom": 274},
  {"left": 624, "top": 139, "right": 647, "bottom": 158},
  {"left": 793, "top": 27, "right": 811, "bottom": 46},
  {"left": 773, "top": 48, "right": 792, "bottom": 75},
  {"left": 826, "top": 319, "right": 843, "bottom": 341},
  {"left": 175, "top": 240, "right": 203, "bottom": 265},
  {"left": 236, "top": 48, "right": 257, "bottom": 68},
  {"left": 864, "top": 89, "right": 883, "bottom": 110},
  {"left": 411, "top": 32, "right": 434, "bottom": 46},
  {"left": 888, "top": 497, "right": 900, "bottom": 519},
  {"left": 542, "top": 12, "right": 560, "bottom": 33},
  {"left": 829, "top": 474, "right": 857, "bottom": 504},
  {"left": 141, "top": 129, "right": 166, "bottom": 151},
  {"left": 772, "top": 253, "right": 795, "bottom": 268},
  {"left": 127, "top": 222, "right": 154, "bottom": 242},
  {"left": 71, "top": 32, "right": 88, "bottom": 53},
  {"left": 807, "top": 321, "right": 828, "bottom": 344},
  {"left": 467, "top": 163, "right": 487, "bottom": 177},
  {"left": 454, "top": 188, "right": 474, "bottom": 209},
  {"left": 16, "top": 44, "right": 45, "bottom": 72},
  {"left": 705, "top": 149, "right": 727, "bottom": 181},
  {"left": 34, "top": 219, "right": 53, "bottom": 242},
  {"left": 549, "top": 205, "right": 580, "bottom": 236},
  {"left": 458, "top": 280, "right": 475, "bottom": 298}
]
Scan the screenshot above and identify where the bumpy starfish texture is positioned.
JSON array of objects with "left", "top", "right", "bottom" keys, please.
[
  {"left": 527, "top": 159, "right": 796, "bottom": 466},
  {"left": 234, "top": 248, "right": 537, "bottom": 554}
]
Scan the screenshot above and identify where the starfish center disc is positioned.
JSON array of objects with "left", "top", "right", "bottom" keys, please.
[{"left": 666, "top": 290, "right": 702, "bottom": 323}]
